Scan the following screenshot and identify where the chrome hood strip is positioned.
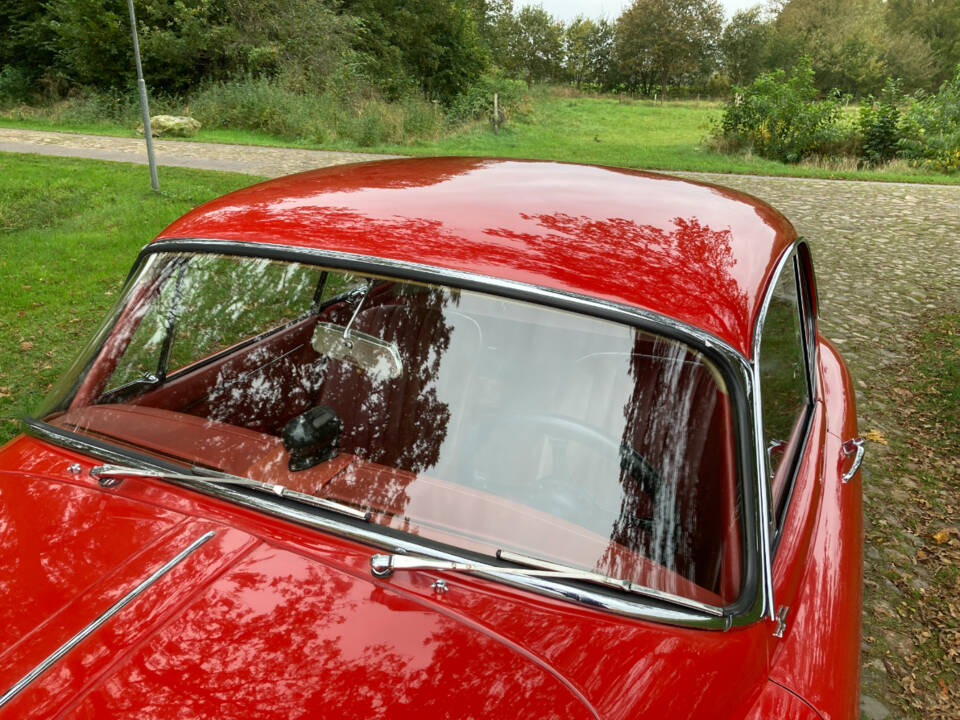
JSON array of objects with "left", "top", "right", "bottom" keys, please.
[{"left": 0, "top": 531, "right": 215, "bottom": 708}]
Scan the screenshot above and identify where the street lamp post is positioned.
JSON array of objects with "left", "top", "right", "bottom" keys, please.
[{"left": 126, "top": 0, "right": 159, "bottom": 191}]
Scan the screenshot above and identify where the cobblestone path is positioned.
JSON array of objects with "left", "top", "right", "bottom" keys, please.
[{"left": 0, "top": 128, "right": 402, "bottom": 175}]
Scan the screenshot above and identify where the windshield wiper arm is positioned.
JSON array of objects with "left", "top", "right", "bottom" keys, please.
[
  {"left": 90, "top": 464, "right": 370, "bottom": 521},
  {"left": 370, "top": 549, "right": 723, "bottom": 617}
]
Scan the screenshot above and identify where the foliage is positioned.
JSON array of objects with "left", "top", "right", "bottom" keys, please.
[
  {"left": 717, "top": 58, "right": 849, "bottom": 163},
  {"left": 615, "top": 0, "right": 724, "bottom": 97},
  {"left": 858, "top": 78, "right": 906, "bottom": 166},
  {"left": 499, "top": 5, "right": 566, "bottom": 84},
  {"left": 719, "top": 6, "right": 772, "bottom": 86},
  {"left": 187, "top": 76, "right": 443, "bottom": 146},
  {"left": 339, "top": 0, "right": 487, "bottom": 104},
  {"left": 445, "top": 71, "right": 530, "bottom": 125},
  {"left": 899, "top": 64, "right": 960, "bottom": 173},
  {"left": 564, "top": 17, "right": 615, "bottom": 89},
  {"left": 460, "top": 0, "right": 513, "bottom": 61},
  {"left": 0, "top": 67, "right": 34, "bottom": 104},
  {"left": 886, "top": 0, "right": 960, "bottom": 88},
  {"left": 0, "top": 0, "right": 56, "bottom": 92},
  {"left": 768, "top": 0, "right": 890, "bottom": 96},
  {"left": 223, "top": 0, "right": 362, "bottom": 92}
]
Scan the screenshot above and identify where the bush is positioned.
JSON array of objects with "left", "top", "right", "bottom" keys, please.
[
  {"left": 187, "top": 75, "right": 442, "bottom": 146},
  {"left": 858, "top": 79, "right": 906, "bottom": 166},
  {"left": 0, "top": 67, "right": 35, "bottom": 104},
  {"left": 899, "top": 64, "right": 960, "bottom": 173},
  {"left": 446, "top": 72, "right": 531, "bottom": 127},
  {"left": 716, "top": 58, "right": 850, "bottom": 163}
]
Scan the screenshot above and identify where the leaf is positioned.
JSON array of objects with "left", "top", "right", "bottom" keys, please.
[
  {"left": 932, "top": 529, "right": 955, "bottom": 544},
  {"left": 19, "top": 341, "right": 33, "bottom": 352},
  {"left": 864, "top": 429, "right": 889, "bottom": 445}
]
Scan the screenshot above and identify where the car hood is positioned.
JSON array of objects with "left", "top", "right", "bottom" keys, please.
[{"left": 0, "top": 467, "right": 596, "bottom": 720}]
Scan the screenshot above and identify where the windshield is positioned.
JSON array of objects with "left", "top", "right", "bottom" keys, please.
[{"left": 39, "top": 251, "right": 743, "bottom": 607}]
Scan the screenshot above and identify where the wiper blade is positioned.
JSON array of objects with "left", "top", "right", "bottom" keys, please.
[
  {"left": 90, "top": 464, "right": 370, "bottom": 521},
  {"left": 370, "top": 549, "right": 723, "bottom": 617}
]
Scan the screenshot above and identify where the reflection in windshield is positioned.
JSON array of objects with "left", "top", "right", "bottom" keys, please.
[{"left": 41, "top": 253, "right": 741, "bottom": 606}]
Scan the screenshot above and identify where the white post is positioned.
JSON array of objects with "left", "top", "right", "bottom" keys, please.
[{"left": 127, "top": 0, "right": 159, "bottom": 191}]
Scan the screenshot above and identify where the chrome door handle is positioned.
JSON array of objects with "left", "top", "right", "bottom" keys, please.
[{"left": 841, "top": 437, "right": 865, "bottom": 482}]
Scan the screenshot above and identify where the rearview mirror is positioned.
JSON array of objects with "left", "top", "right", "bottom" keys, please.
[{"left": 311, "top": 322, "right": 403, "bottom": 381}]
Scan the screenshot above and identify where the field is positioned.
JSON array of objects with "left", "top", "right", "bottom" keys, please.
[
  {"left": 0, "top": 153, "right": 257, "bottom": 441},
  {"left": 3, "top": 91, "right": 959, "bottom": 185}
]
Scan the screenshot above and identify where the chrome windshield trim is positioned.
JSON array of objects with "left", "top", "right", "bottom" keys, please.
[
  {"left": 0, "top": 531, "right": 214, "bottom": 708},
  {"left": 27, "top": 237, "right": 771, "bottom": 630},
  {"left": 145, "top": 238, "right": 749, "bottom": 364},
  {"left": 370, "top": 551, "right": 725, "bottom": 617}
]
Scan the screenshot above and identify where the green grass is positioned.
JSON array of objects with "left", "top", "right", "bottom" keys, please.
[
  {"left": 5, "top": 92, "right": 960, "bottom": 184},
  {"left": 0, "top": 153, "right": 260, "bottom": 444}
]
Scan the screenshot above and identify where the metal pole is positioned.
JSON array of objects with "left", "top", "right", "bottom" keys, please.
[{"left": 127, "top": 0, "right": 159, "bottom": 191}]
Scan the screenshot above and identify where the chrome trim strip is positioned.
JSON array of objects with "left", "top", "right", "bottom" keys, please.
[
  {"left": 0, "top": 531, "right": 215, "bottom": 708},
  {"left": 497, "top": 549, "right": 725, "bottom": 616},
  {"left": 750, "top": 242, "right": 810, "bottom": 622},
  {"left": 146, "top": 238, "right": 749, "bottom": 364}
]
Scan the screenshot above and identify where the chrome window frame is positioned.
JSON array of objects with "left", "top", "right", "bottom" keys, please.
[
  {"left": 750, "top": 240, "right": 819, "bottom": 621},
  {"left": 26, "top": 237, "right": 771, "bottom": 632}
]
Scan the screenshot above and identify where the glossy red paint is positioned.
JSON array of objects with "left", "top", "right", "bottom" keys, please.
[
  {"left": 767, "top": 337, "right": 863, "bottom": 720},
  {"left": 157, "top": 158, "right": 795, "bottom": 356},
  {"left": 0, "top": 160, "right": 862, "bottom": 719},
  {"left": 0, "top": 436, "right": 772, "bottom": 719}
]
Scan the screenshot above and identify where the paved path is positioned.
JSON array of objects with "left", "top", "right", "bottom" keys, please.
[{"left": 0, "top": 128, "right": 402, "bottom": 176}]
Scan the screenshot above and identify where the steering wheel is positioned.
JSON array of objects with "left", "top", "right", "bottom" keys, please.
[{"left": 466, "top": 412, "right": 664, "bottom": 528}]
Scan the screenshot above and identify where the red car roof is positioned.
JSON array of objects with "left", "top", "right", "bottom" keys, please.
[{"left": 156, "top": 157, "right": 796, "bottom": 357}]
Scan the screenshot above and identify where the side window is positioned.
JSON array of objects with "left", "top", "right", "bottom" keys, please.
[{"left": 758, "top": 256, "right": 812, "bottom": 528}]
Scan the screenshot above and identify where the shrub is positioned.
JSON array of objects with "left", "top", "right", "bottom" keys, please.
[
  {"left": 446, "top": 72, "right": 531, "bottom": 127},
  {"left": 0, "top": 67, "right": 35, "bottom": 104},
  {"left": 858, "top": 79, "right": 906, "bottom": 166},
  {"left": 899, "top": 64, "right": 960, "bottom": 174},
  {"left": 188, "top": 77, "right": 325, "bottom": 140},
  {"left": 187, "top": 75, "right": 442, "bottom": 146},
  {"left": 716, "top": 58, "right": 849, "bottom": 163}
]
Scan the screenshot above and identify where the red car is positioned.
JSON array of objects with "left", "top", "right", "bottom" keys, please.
[{"left": 0, "top": 158, "right": 863, "bottom": 719}]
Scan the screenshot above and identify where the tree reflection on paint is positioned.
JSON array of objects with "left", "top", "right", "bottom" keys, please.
[
  {"left": 75, "top": 546, "right": 592, "bottom": 719},
  {"left": 486, "top": 213, "right": 748, "bottom": 344}
]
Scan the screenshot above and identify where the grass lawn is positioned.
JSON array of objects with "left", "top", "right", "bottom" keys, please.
[
  {"left": 4, "top": 92, "right": 959, "bottom": 185},
  {"left": 0, "top": 153, "right": 259, "bottom": 444}
]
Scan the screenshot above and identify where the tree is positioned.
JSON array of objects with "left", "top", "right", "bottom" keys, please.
[
  {"left": 615, "top": 0, "right": 724, "bottom": 97},
  {"left": 564, "top": 17, "right": 615, "bottom": 88},
  {"left": 769, "top": 0, "right": 889, "bottom": 96},
  {"left": 720, "top": 5, "right": 772, "bottom": 86},
  {"left": 461, "top": 0, "right": 514, "bottom": 62},
  {"left": 500, "top": 4, "right": 565, "bottom": 83},
  {"left": 0, "top": 0, "right": 57, "bottom": 94},
  {"left": 886, "top": 0, "right": 960, "bottom": 88},
  {"left": 42, "top": 0, "right": 360, "bottom": 96},
  {"left": 340, "top": 0, "right": 487, "bottom": 102}
]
